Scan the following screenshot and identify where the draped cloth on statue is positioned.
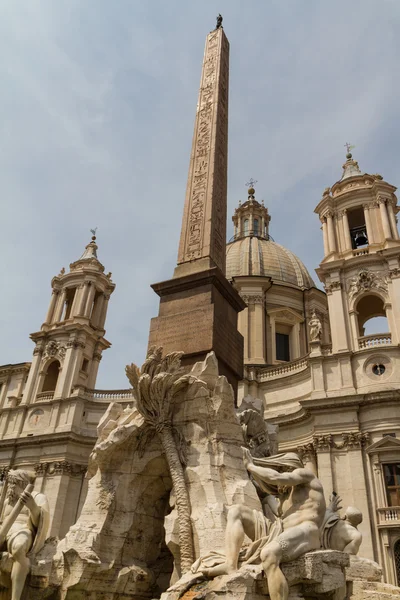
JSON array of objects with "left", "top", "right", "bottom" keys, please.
[
  {"left": 5, "top": 491, "right": 50, "bottom": 556},
  {"left": 191, "top": 510, "right": 283, "bottom": 573},
  {"left": 250, "top": 453, "right": 304, "bottom": 496},
  {"left": 320, "top": 511, "right": 340, "bottom": 550}
]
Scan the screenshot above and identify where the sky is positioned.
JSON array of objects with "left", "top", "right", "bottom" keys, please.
[{"left": 1, "top": 0, "right": 399, "bottom": 388}]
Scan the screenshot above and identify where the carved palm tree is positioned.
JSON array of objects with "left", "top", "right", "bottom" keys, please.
[{"left": 125, "top": 346, "right": 194, "bottom": 572}]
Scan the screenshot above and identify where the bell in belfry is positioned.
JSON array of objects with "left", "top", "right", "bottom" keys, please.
[{"left": 354, "top": 229, "right": 368, "bottom": 247}]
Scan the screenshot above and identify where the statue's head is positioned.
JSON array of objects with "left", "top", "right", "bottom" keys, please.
[
  {"left": 6, "top": 470, "right": 35, "bottom": 505},
  {"left": 344, "top": 506, "right": 363, "bottom": 527}
]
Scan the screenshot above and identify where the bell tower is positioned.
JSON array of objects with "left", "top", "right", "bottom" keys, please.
[
  {"left": 315, "top": 150, "right": 400, "bottom": 354},
  {"left": 22, "top": 233, "right": 115, "bottom": 404}
]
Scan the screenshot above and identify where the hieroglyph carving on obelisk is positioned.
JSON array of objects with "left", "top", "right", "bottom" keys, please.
[{"left": 176, "top": 27, "right": 229, "bottom": 276}]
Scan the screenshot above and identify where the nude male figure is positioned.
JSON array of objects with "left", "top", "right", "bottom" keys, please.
[
  {"left": 202, "top": 450, "right": 326, "bottom": 600},
  {"left": 0, "top": 470, "right": 49, "bottom": 600}
]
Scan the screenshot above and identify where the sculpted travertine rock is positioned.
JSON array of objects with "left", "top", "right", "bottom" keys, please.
[
  {"left": 321, "top": 494, "right": 363, "bottom": 555},
  {"left": 52, "top": 350, "right": 260, "bottom": 599},
  {"left": 0, "top": 470, "right": 49, "bottom": 600}
]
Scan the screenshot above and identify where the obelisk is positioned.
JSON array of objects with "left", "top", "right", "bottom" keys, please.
[
  {"left": 175, "top": 25, "right": 229, "bottom": 277},
  {"left": 148, "top": 22, "right": 245, "bottom": 392}
]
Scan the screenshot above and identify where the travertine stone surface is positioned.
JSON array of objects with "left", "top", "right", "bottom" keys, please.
[
  {"left": 35, "top": 352, "right": 260, "bottom": 599},
  {"left": 161, "top": 550, "right": 350, "bottom": 600},
  {"left": 175, "top": 27, "right": 229, "bottom": 277}
]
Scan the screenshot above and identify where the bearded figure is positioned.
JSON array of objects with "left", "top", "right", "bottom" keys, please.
[{"left": 0, "top": 470, "right": 50, "bottom": 600}]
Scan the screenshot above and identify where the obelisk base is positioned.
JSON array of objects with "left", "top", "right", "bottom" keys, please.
[{"left": 148, "top": 267, "right": 245, "bottom": 395}]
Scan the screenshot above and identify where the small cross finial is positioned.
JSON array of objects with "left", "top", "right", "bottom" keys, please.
[
  {"left": 344, "top": 142, "right": 355, "bottom": 155},
  {"left": 246, "top": 178, "right": 258, "bottom": 189}
]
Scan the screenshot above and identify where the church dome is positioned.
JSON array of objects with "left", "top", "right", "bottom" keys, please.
[
  {"left": 226, "top": 236, "right": 315, "bottom": 288},
  {"left": 227, "top": 186, "right": 315, "bottom": 289}
]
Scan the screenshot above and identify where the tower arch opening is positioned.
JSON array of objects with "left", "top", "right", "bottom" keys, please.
[
  {"left": 41, "top": 359, "right": 61, "bottom": 392},
  {"left": 356, "top": 294, "right": 388, "bottom": 336},
  {"left": 348, "top": 207, "right": 368, "bottom": 249}
]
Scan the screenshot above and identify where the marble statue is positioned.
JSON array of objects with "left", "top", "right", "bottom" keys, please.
[
  {"left": 194, "top": 449, "right": 326, "bottom": 600},
  {"left": 321, "top": 493, "right": 363, "bottom": 554},
  {"left": 0, "top": 469, "right": 49, "bottom": 600},
  {"left": 309, "top": 310, "right": 322, "bottom": 342}
]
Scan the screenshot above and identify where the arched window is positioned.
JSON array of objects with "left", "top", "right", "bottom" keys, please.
[
  {"left": 42, "top": 360, "right": 60, "bottom": 392},
  {"left": 244, "top": 219, "right": 249, "bottom": 236},
  {"left": 356, "top": 295, "right": 388, "bottom": 337},
  {"left": 253, "top": 218, "right": 259, "bottom": 235}
]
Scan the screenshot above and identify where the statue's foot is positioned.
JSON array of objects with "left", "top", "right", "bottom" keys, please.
[{"left": 202, "top": 562, "right": 236, "bottom": 578}]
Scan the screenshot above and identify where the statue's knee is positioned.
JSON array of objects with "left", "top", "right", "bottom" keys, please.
[
  {"left": 260, "top": 544, "right": 280, "bottom": 568},
  {"left": 227, "top": 504, "right": 243, "bottom": 521},
  {"left": 10, "top": 539, "right": 30, "bottom": 562}
]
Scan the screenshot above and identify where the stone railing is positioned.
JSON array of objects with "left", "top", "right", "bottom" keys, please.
[
  {"left": 258, "top": 357, "right": 309, "bottom": 382},
  {"left": 358, "top": 333, "right": 392, "bottom": 349},
  {"left": 81, "top": 388, "right": 134, "bottom": 401},
  {"left": 35, "top": 391, "right": 55, "bottom": 402},
  {"left": 377, "top": 506, "right": 400, "bottom": 525},
  {"left": 352, "top": 248, "right": 369, "bottom": 257}
]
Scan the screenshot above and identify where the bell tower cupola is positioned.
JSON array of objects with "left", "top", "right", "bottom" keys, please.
[
  {"left": 22, "top": 232, "right": 115, "bottom": 405},
  {"left": 315, "top": 149, "right": 400, "bottom": 354}
]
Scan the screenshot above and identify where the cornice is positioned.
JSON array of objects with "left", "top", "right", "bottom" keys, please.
[
  {"left": 0, "top": 363, "right": 31, "bottom": 376},
  {"left": 34, "top": 460, "right": 87, "bottom": 477},
  {"left": 0, "top": 431, "right": 96, "bottom": 450}
]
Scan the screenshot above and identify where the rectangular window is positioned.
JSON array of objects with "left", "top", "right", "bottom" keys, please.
[
  {"left": 276, "top": 333, "right": 290, "bottom": 362},
  {"left": 384, "top": 463, "right": 400, "bottom": 506}
]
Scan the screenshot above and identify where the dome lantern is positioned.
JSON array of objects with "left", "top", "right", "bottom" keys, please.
[{"left": 232, "top": 181, "right": 271, "bottom": 241}]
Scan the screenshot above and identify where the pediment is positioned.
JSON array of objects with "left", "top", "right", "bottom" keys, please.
[
  {"left": 268, "top": 307, "right": 303, "bottom": 324},
  {"left": 366, "top": 435, "right": 400, "bottom": 454}
]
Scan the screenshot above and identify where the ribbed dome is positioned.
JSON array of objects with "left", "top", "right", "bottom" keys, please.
[{"left": 226, "top": 237, "right": 315, "bottom": 288}]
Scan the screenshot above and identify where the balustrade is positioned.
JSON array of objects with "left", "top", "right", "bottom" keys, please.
[{"left": 358, "top": 334, "right": 391, "bottom": 349}]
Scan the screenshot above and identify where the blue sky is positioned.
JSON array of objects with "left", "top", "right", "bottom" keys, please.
[{"left": 1, "top": 0, "right": 399, "bottom": 388}]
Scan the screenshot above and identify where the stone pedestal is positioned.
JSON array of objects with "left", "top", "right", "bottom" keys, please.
[
  {"left": 149, "top": 267, "right": 245, "bottom": 393},
  {"left": 161, "top": 550, "right": 350, "bottom": 600}
]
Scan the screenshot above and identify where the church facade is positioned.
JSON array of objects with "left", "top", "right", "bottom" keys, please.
[{"left": 1, "top": 24, "right": 400, "bottom": 588}]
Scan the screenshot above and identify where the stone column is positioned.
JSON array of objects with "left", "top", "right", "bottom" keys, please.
[
  {"left": 91, "top": 293, "right": 105, "bottom": 328},
  {"left": 349, "top": 309, "right": 360, "bottom": 350},
  {"left": 98, "top": 294, "right": 110, "bottom": 329},
  {"left": 84, "top": 283, "right": 96, "bottom": 318},
  {"left": 363, "top": 204, "right": 374, "bottom": 245},
  {"left": 325, "top": 282, "right": 349, "bottom": 352},
  {"left": 269, "top": 316, "right": 276, "bottom": 363},
  {"left": 326, "top": 212, "right": 336, "bottom": 253},
  {"left": 44, "top": 290, "right": 59, "bottom": 324},
  {"left": 387, "top": 202, "right": 399, "bottom": 239},
  {"left": 238, "top": 305, "right": 249, "bottom": 362},
  {"left": 0, "top": 376, "right": 10, "bottom": 408},
  {"left": 175, "top": 27, "right": 229, "bottom": 277},
  {"left": 21, "top": 347, "right": 43, "bottom": 404},
  {"left": 70, "top": 285, "right": 81, "bottom": 317},
  {"left": 290, "top": 322, "right": 301, "bottom": 360},
  {"left": 53, "top": 289, "right": 67, "bottom": 322},
  {"left": 77, "top": 282, "right": 89, "bottom": 316},
  {"left": 313, "top": 436, "right": 334, "bottom": 493},
  {"left": 298, "top": 445, "right": 317, "bottom": 475},
  {"left": 321, "top": 218, "right": 329, "bottom": 255},
  {"left": 87, "top": 351, "right": 102, "bottom": 389},
  {"left": 341, "top": 210, "right": 353, "bottom": 250},
  {"left": 247, "top": 295, "right": 265, "bottom": 363},
  {"left": 379, "top": 198, "right": 392, "bottom": 239}
]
